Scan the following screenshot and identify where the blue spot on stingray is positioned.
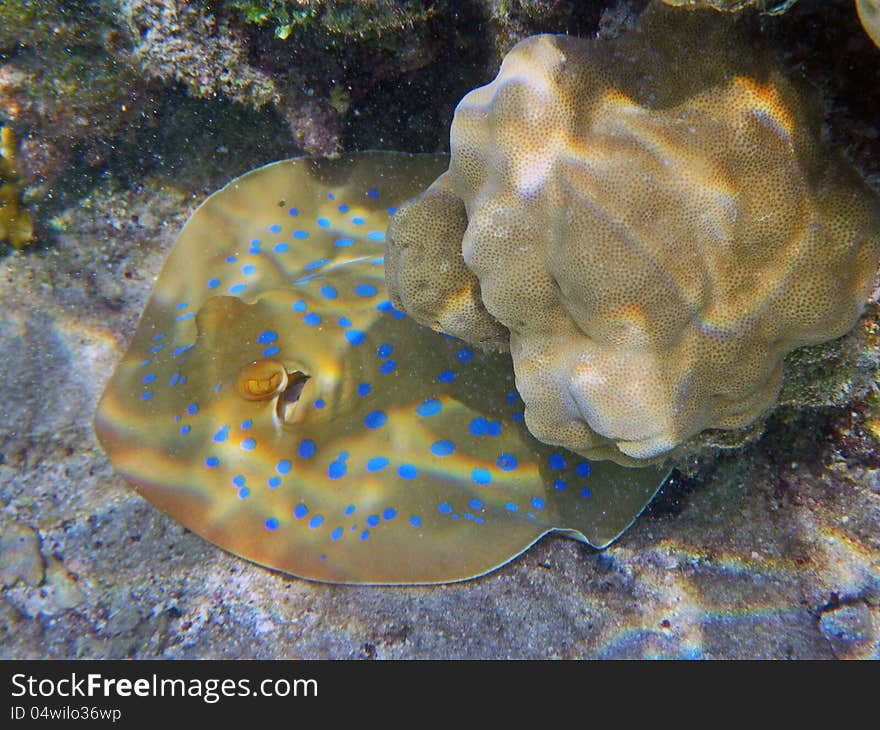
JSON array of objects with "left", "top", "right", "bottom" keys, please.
[
  {"left": 227, "top": 254, "right": 238, "bottom": 263},
  {"left": 176, "top": 302, "right": 187, "bottom": 310},
  {"left": 357, "top": 383, "right": 372, "bottom": 397},
  {"left": 140, "top": 392, "right": 153, "bottom": 401},
  {"left": 288, "top": 208, "right": 298, "bottom": 216},
  {"left": 487, "top": 421, "right": 502, "bottom": 437},
  {"left": 293, "top": 299, "right": 307, "bottom": 312},
  {"left": 276, "top": 460, "right": 291, "bottom": 475},
  {"left": 364, "top": 411, "right": 387, "bottom": 429},
  {"left": 505, "top": 502, "right": 518, "bottom": 512},
  {"left": 229, "top": 283, "right": 246, "bottom": 295},
  {"left": 438, "top": 369, "right": 456, "bottom": 383},
  {"left": 293, "top": 504, "right": 308, "bottom": 520},
  {"left": 360, "top": 530, "right": 369, "bottom": 541},
  {"left": 371, "top": 257, "right": 384, "bottom": 266},
  {"left": 258, "top": 330, "right": 278, "bottom": 345},
  {"left": 368, "top": 188, "right": 379, "bottom": 199},
  {"left": 241, "top": 438, "right": 256, "bottom": 451},
  {"left": 531, "top": 497, "right": 545, "bottom": 510},
  {"left": 314, "top": 398, "right": 325, "bottom": 410},
  {"left": 377, "top": 344, "right": 393, "bottom": 360},
  {"left": 213, "top": 425, "right": 229, "bottom": 443},
  {"left": 344, "top": 505, "right": 355, "bottom": 516},
  {"left": 387, "top": 206, "right": 398, "bottom": 214},
  {"left": 186, "top": 402, "right": 199, "bottom": 416},
  {"left": 293, "top": 229, "right": 309, "bottom": 239},
  {"left": 416, "top": 399, "right": 442, "bottom": 417},
  {"left": 497, "top": 453, "right": 518, "bottom": 471},
  {"left": 469, "top": 417, "right": 488, "bottom": 436},
  {"left": 241, "top": 419, "right": 253, "bottom": 430},
  {"left": 355, "top": 284, "right": 377, "bottom": 297},
  {"left": 143, "top": 373, "right": 156, "bottom": 384},
  {"left": 304, "top": 312, "right": 321, "bottom": 326},
  {"left": 205, "top": 456, "right": 219, "bottom": 468},
  {"left": 380, "top": 360, "right": 397, "bottom": 375},
  {"left": 513, "top": 412, "right": 524, "bottom": 422},
  {"left": 352, "top": 216, "right": 365, "bottom": 225},
  {"left": 576, "top": 462, "right": 592, "bottom": 478},
  {"left": 309, "top": 514, "right": 324, "bottom": 529},
  {"left": 345, "top": 330, "right": 365, "bottom": 346},
  {"left": 549, "top": 453, "right": 566, "bottom": 471},
  {"left": 554, "top": 479, "right": 567, "bottom": 492},
  {"left": 180, "top": 424, "right": 191, "bottom": 435},
  {"left": 268, "top": 476, "right": 281, "bottom": 489},
  {"left": 398, "top": 464, "right": 417, "bottom": 480},
  {"left": 269, "top": 224, "right": 282, "bottom": 234},
  {"left": 366, "top": 457, "right": 388, "bottom": 472},
  {"left": 367, "top": 231, "right": 385, "bottom": 241},
  {"left": 457, "top": 348, "right": 474, "bottom": 363},
  {"left": 320, "top": 285, "right": 337, "bottom": 299},
  {"left": 175, "top": 311, "right": 195, "bottom": 321},
  {"left": 317, "top": 217, "right": 330, "bottom": 228},
  {"left": 472, "top": 468, "right": 492, "bottom": 485},
  {"left": 150, "top": 344, "right": 163, "bottom": 354},
  {"left": 168, "top": 372, "right": 179, "bottom": 387},
  {"left": 330, "top": 527, "right": 343, "bottom": 541},
  {"left": 207, "top": 278, "right": 220, "bottom": 289},
  {"left": 265, "top": 517, "right": 279, "bottom": 530},
  {"left": 173, "top": 344, "right": 194, "bottom": 357},
  {"left": 238, "top": 488, "right": 250, "bottom": 499},
  {"left": 581, "top": 487, "right": 593, "bottom": 499},
  {"left": 469, "top": 498, "right": 484, "bottom": 511},
  {"left": 152, "top": 333, "right": 165, "bottom": 342},
  {"left": 298, "top": 440, "right": 316, "bottom": 459},
  {"left": 242, "top": 264, "right": 256, "bottom": 276},
  {"left": 430, "top": 440, "right": 455, "bottom": 457},
  {"left": 262, "top": 346, "right": 280, "bottom": 357},
  {"left": 232, "top": 475, "right": 245, "bottom": 488},
  {"left": 409, "top": 515, "right": 422, "bottom": 527},
  {"left": 338, "top": 203, "right": 349, "bottom": 213},
  {"left": 437, "top": 502, "right": 453, "bottom": 515},
  {"left": 304, "top": 258, "right": 330, "bottom": 270},
  {"left": 328, "top": 458, "right": 347, "bottom": 480},
  {"left": 334, "top": 237, "right": 354, "bottom": 247},
  {"left": 366, "top": 515, "right": 380, "bottom": 528},
  {"left": 274, "top": 242, "right": 289, "bottom": 253},
  {"left": 383, "top": 508, "right": 397, "bottom": 521}
]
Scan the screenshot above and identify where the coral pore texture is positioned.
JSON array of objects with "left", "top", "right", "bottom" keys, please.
[{"left": 385, "top": 6, "right": 880, "bottom": 467}]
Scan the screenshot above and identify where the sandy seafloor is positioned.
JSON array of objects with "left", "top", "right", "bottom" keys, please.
[{"left": 0, "top": 177, "right": 878, "bottom": 660}]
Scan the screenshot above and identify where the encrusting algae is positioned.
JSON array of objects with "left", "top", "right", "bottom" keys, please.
[
  {"left": 661, "top": 0, "right": 880, "bottom": 49},
  {"left": 0, "top": 126, "right": 33, "bottom": 250}
]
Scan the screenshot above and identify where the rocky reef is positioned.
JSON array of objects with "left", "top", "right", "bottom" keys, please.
[{"left": 0, "top": 0, "right": 879, "bottom": 658}]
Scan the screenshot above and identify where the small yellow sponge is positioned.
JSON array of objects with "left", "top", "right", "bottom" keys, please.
[
  {"left": 386, "top": 6, "right": 880, "bottom": 466},
  {"left": 0, "top": 126, "right": 34, "bottom": 250}
]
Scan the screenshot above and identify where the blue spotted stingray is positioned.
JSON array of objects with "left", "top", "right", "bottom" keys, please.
[{"left": 94, "top": 152, "right": 669, "bottom": 584}]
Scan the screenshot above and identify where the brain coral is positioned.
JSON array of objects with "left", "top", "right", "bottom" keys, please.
[{"left": 385, "top": 5, "right": 880, "bottom": 466}]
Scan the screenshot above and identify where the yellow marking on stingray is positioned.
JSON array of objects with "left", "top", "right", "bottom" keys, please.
[{"left": 94, "top": 152, "right": 669, "bottom": 585}]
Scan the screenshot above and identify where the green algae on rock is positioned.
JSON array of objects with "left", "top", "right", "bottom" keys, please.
[{"left": 385, "top": 4, "right": 880, "bottom": 467}]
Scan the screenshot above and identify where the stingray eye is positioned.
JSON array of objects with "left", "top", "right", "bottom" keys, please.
[{"left": 236, "top": 360, "right": 289, "bottom": 401}]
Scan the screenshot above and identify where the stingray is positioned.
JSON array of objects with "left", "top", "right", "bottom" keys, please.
[{"left": 94, "top": 152, "right": 670, "bottom": 585}]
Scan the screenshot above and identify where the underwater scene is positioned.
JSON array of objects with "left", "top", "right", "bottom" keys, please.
[{"left": 0, "top": 0, "right": 878, "bottom": 658}]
